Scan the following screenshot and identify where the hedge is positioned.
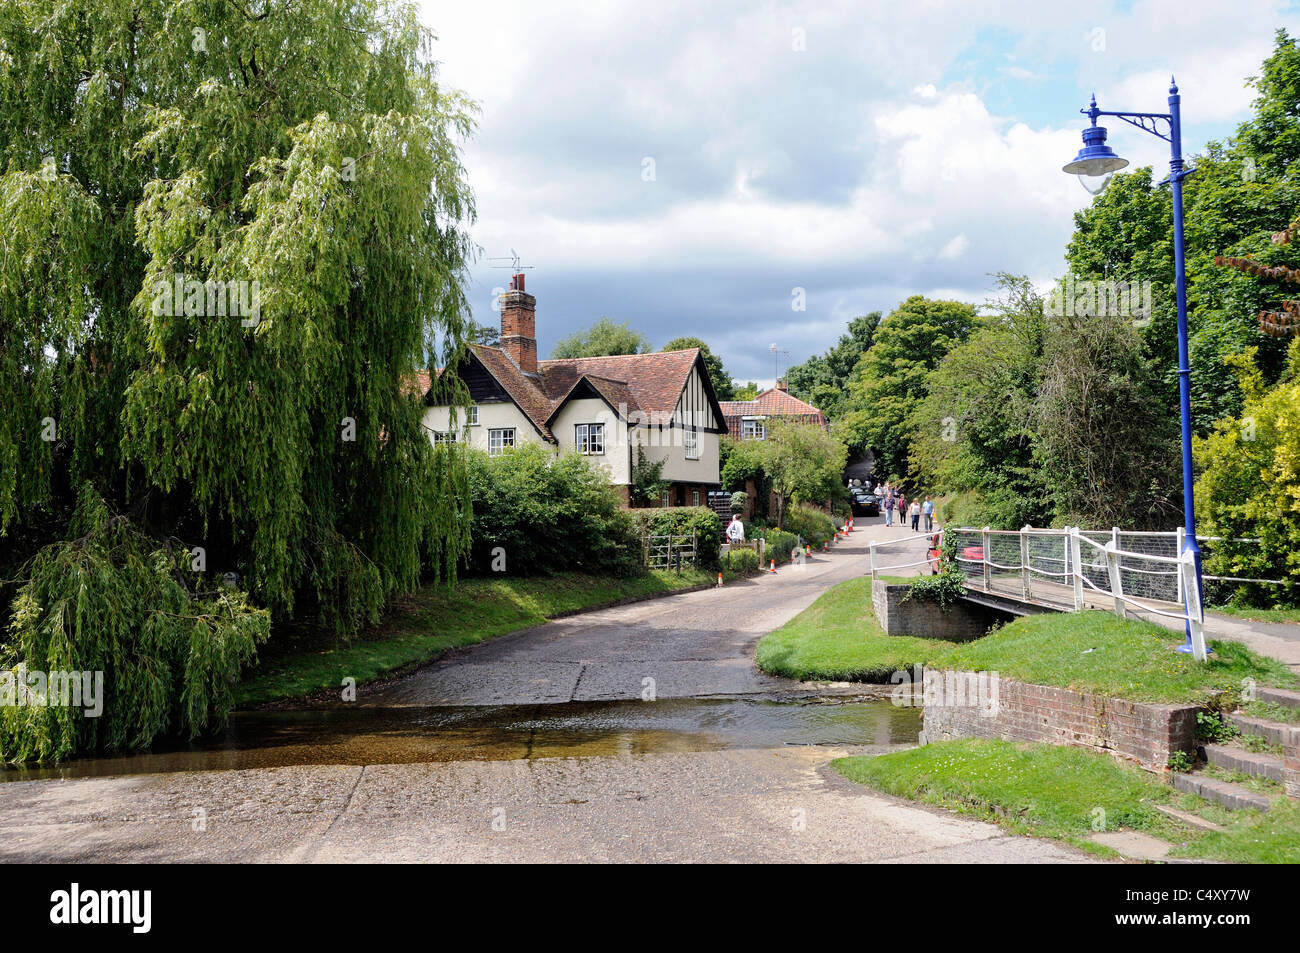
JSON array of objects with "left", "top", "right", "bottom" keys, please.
[
  {"left": 722, "top": 547, "right": 760, "bottom": 574},
  {"left": 781, "top": 505, "right": 839, "bottom": 549}
]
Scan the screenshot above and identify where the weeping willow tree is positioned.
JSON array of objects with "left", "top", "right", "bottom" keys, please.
[{"left": 0, "top": 0, "right": 475, "bottom": 757}]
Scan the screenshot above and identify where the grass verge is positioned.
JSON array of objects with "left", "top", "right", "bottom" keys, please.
[
  {"left": 236, "top": 568, "right": 714, "bottom": 706},
  {"left": 1210, "top": 604, "right": 1300, "bottom": 624},
  {"left": 756, "top": 578, "right": 1295, "bottom": 703},
  {"left": 755, "top": 577, "right": 955, "bottom": 681},
  {"left": 834, "top": 740, "right": 1300, "bottom": 863},
  {"left": 940, "top": 611, "right": 1297, "bottom": 704}
]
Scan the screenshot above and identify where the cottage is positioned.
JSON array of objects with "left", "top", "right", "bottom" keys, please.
[
  {"left": 421, "top": 274, "right": 728, "bottom": 506},
  {"left": 718, "top": 382, "right": 827, "bottom": 440}
]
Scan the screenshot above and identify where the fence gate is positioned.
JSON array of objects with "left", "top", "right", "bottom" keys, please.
[{"left": 643, "top": 532, "right": 698, "bottom": 571}]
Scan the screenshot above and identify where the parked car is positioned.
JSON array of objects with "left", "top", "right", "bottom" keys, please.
[
  {"left": 926, "top": 530, "right": 985, "bottom": 574},
  {"left": 850, "top": 490, "right": 880, "bottom": 517}
]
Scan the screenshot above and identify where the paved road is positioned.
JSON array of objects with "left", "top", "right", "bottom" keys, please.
[{"left": 0, "top": 518, "right": 1091, "bottom": 863}]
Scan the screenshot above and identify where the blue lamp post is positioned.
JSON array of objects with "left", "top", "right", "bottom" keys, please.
[{"left": 1063, "top": 80, "right": 1205, "bottom": 657}]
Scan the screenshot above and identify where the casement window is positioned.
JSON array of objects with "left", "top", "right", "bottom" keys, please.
[
  {"left": 742, "top": 418, "right": 766, "bottom": 441},
  {"left": 467, "top": 405, "right": 479, "bottom": 426},
  {"left": 488, "top": 428, "right": 515, "bottom": 456},
  {"left": 432, "top": 431, "right": 457, "bottom": 446},
  {"left": 692, "top": 490, "right": 700, "bottom": 506},
  {"left": 683, "top": 428, "right": 700, "bottom": 460},
  {"left": 661, "top": 488, "right": 671, "bottom": 507},
  {"left": 575, "top": 423, "right": 605, "bottom": 455}
]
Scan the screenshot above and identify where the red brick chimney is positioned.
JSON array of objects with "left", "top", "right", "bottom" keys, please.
[{"left": 499, "top": 273, "right": 537, "bottom": 374}]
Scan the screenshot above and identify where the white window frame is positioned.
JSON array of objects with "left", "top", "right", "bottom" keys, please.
[
  {"left": 661, "top": 488, "right": 671, "bottom": 507},
  {"left": 742, "top": 417, "right": 766, "bottom": 441},
  {"left": 683, "top": 428, "right": 700, "bottom": 459},
  {"left": 432, "top": 430, "right": 457, "bottom": 446},
  {"left": 692, "top": 489, "right": 700, "bottom": 506},
  {"left": 488, "top": 427, "right": 515, "bottom": 456},
  {"left": 467, "top": 404, "right": 479, "bottom": 426},
  {"left": 575, "top": 422, "right": 605, "bottom": 456}
]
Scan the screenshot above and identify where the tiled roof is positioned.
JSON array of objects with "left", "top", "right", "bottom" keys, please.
[
  {"left": 444, "top": 345, "right": 710, "bottom": 442},
  {"left": 719, "top": 387, "right": 826, "bottom": 435}
]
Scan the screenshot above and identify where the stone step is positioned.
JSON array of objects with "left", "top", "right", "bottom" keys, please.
[
  {"left": 1227, "top": 713, "right": 1293, "bottom": 746},
  {"left": 1172, "top": 772, "right": 1271, "bottom": 812},
  {"left": 1202, "top": 744, "right": 1285, "bottom": 782},
  {"left": 1152, "top": 803, "right": 1226, "bottom": 833},
  {"left": 1257, "top": 686, "right": 1300, "bottom": 711}
]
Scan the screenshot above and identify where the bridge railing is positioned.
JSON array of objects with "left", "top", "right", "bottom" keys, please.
[
  {"left": 865, "top": 532, "right": 936, "bottom": 577},
  {"left": 944, "top": 525, "right": 1209, "bottom": 660}
]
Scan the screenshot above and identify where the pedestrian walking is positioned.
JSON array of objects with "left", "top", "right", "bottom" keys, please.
[
  {"left": 909, "top": 499, "right": 921, "bottom": 532},
  {"left": 922, "top": 496, "right": 935, "bottom": 532},
  {"left": 883, "top": 491, "right": 895, "bottom": 526}
]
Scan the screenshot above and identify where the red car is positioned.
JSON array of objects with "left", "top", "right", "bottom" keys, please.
[{"left": 926, "top": 531, "right": 985, "bottom": 574}]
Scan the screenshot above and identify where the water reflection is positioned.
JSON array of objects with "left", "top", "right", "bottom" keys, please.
[{"left": 1, "top": 698, "right": 921, "bottom": 782}]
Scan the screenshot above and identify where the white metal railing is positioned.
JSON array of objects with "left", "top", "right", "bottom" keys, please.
[
  {"left": 939, "top": 525, "right": 1209, "bottom": 660},
  {"left": 866, "top": 532, "right": 939, "bottom": 577}
]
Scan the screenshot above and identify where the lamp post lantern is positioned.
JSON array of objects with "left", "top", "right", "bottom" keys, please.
[{"left": 1063, "top": 80, "right": 1206, "bottom": 658}]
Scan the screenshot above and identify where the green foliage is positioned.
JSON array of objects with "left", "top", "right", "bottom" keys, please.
[
  {"left": 762, "top": 419, "right": 848, "bottom": 527},
  {"left": 781, "top": 505, "right": 838, "bottom": 548},
  {"left": 838, "top": 296, "right": 977, "bottom": 469},
  {"left": 0, "top": 0, "right": 475, "bottom": 637},
  {"left": 784, "top": 312, "right": 881, "bottom": 421},
  {"left": 1238, "top": 29, "right": 1300, "bottom": 179},
  {"left": 630, "top": 506, "right": 723, "bottom": 570},
  {"left": 1194, "top": 340, "right": 1300, "bottom": 605},
  {"left": 1033, "top": 307, "right": 1179, "bottom": 528},
  {"left": 550, "top": 317, "right": 651, "bottom": 358},
  {"left": 1195, "top": 710, "right": 1239, "bottom": 744},
  {"left": 728, "top": 491, "right": 747, "bottom": 514},
  {"left": 662, "top": 336, "right": 735, "bottom": 400},
  {"left": 465, "top": 445, "right": 642, "bottom": 577},
  {"left": 910, "top": 275, "right": 1052, "bottom": 528},
  {"left": 629, "top": 444, "right": 668, "bottom": 508},
  {"left": 2, "top": 486, "right": 269, "bottom": 762},
  {"left": 733, "top": 381, "right": 760, "bottom": 400},
  {"left": 1167, "top": 751, "right": 1194, "bottom": 773},
  {"left": 761, "top": 527, "right": 799, "bottom": 565},
  {"left": 721, "top": 547, "right": 759, "bottom": 574},
  {"left": 903, "top": 567, "right": 966, "bottom": 610}
]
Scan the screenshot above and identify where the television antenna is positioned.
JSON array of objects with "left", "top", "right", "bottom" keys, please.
[
  {"left": 488, "top": 249, "right": 534, "bottom": 274},
  {"left": 769, "top": 343, "right": 789, "bottom": 383}
]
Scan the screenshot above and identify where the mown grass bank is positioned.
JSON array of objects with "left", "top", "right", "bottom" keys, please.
[
  {"left": 236, "top": 569, "right": 715, "bottom": 706},
  {"left": 754, "top": 577, "right": 956, "bottom": 681},
  {"left": 756, "top": 578, "right": 1297, "bottom": 704},
  {"left": 834, "top": 740, "right": 1300, "bottom": 863}
]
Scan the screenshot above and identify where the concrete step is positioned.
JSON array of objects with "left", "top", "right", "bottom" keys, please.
[
  {"left": 1202, "top": 744, "right": 1285, "bottom": 782},
  {"left": 1257, "top": 686, "right": 1300, "bottom": 711},
  {"left": 1172, "top": 772, "right": 1271, "bottom": 812},
  {"left": 1153, "top": 803, "right": 1226, "bottom": 833},
  {"left": 1227, "top": 713, "right": 1293, "bottom": 746}
]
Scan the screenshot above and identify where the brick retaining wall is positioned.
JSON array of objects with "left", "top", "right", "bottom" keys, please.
[
  {"left": 871, "top": 580, "right": 1008, "bottom": 642},
  {"left": 921, "top": 669, "right": 1200, "bottom": 769}
]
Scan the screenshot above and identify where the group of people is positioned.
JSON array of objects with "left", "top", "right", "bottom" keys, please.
[{"left": 873, "top": 482, "right": 934, "bottom": 533}]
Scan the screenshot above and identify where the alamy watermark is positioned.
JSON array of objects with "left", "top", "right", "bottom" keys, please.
[
  {"left": 1046, "top": 275, "right": 1153, "bottom": 327},
  {"left": 1, "top": 665, "right": 104, "bottom": 717},
  {"left": 890, "top": 665, "right": 1000, "bottom": 717},
  {"left": 150, "top": 273, "right": 261, "bottom": 327}
]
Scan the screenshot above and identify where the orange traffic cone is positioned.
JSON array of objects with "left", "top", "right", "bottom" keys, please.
[
  {"left": 769, "top": 559, "right": 777, "bottom": 573},
  {"left": 716, "top": 572, "right": 723, "bottom": 587}
]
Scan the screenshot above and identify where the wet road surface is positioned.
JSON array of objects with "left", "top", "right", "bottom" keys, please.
[{"left": 0, "top": 521, "right": 1093, "bottom": 863}]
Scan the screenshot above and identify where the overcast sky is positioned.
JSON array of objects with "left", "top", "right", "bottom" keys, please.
[{"left": 420, "top": 0, "right": 1300, "bottom": 386}]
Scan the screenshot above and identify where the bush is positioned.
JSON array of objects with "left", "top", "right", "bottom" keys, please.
[
  {"left": 729, "top": 491, "right": 747, "bottom": 514},
  {"left": 722, "top": 548, "right": 760, "bottom": 574},
  {"left": 761, "top": 527, "right": 800, "bottom": 565},
  {"left": 466, "top": 445, "right": 642, "bottom": 576},
  {"left": 782, "top": 505, "right": 839, "bottom": 548},
  {"left": 2, "top": 486, "right": 270, "bottom": 762},
  {"left": 630, "top": 506, "right": 723, "bottom": 570}
]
